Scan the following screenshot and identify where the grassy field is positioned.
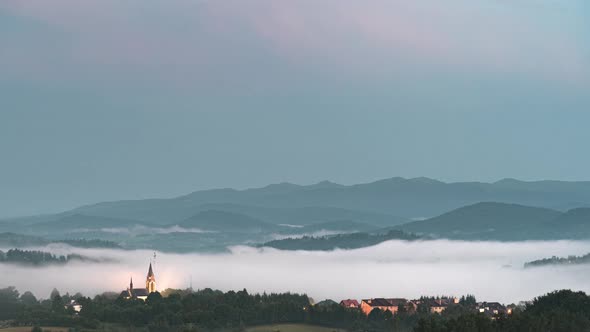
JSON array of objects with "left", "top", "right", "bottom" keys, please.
[
  {"left": 0, "top": 324, "right": 345, "bottom": 332},
  {"left": 0, "top": 328, "right": 70, "bottom": 332},
  {"left": 246, "top": 324, "right": 347, "bottom": 332}
]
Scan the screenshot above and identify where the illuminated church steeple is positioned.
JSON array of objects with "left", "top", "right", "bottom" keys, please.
[{"left": 146, "top": 263, "right": 156, "bottom": 293}]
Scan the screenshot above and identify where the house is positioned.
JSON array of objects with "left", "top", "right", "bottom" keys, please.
[
  {"left": 477, "top": 302, "right": 508, "bottom": 317},
  {"left": 428, "top": 299, "right": 448, "bottom": 314},
  {"left": 414, "top": 297, "right": 458, "bottom": 314},
  {"left": 64, "top": 300, "right": 82, "bottom": 313},
  {"left": 340, "top": 299, "right": 360, "bottom": 309},
  {"left": 360, "top": 298, "right": 408, "bottom": 315}
]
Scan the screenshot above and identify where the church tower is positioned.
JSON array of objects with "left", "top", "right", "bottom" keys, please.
[{"left": 146, "top": 263, "right": 156, "bottom": 293}]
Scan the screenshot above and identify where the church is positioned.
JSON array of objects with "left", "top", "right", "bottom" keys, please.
[{"left": 120, "top": 262, "right": 157, "bottom": 301}]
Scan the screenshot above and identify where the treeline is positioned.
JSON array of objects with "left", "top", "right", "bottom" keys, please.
[
  {"left": 262, "top": 230, "right": 421, "bottom": 251},
  {"left": 3, "top": 286, "right": 590, "bottom": 331},
  {"left": 57, "top": 239, "right": 121, "bottom": 249},
  {"left": 414, "top": 290, "right": 590, "bottom": 332},
  {"left": 0, "top": 232, "right": 121, "bottom": 250},
  {"left": 0, "top": 249, "right": 97, "bottom": 266},
  {"left": 0, "top": 232, "right": 47, "bottom": 247},
  {"left": 525, "top": 253, "right": 590, "bottom": 268}
]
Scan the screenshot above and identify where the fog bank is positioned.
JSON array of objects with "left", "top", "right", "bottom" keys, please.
[{"left": 2, "top": 240, "right": 590, "bottom": 303}]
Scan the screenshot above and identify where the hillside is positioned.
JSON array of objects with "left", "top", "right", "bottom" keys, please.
[
  {"left": 295, "top": 220, "right": 379, "bottom": 234},
  {"left": 0, "top": 248, "right": 107, "bottom": 266},
  {"left": 3, "top": 177, "right": 590, "bottom": 250},
  {"left": 525, "top": 253, "right": 590, "bottom": 268},
  {"left": 175, "top": 210, "right": 277, "bottom": 233},
  {"left": 34, "top": 177, "right": 590, "bottom": 224},
  {"left": 547, "top": 208, "right": 590, "bottom": 238},
  {"left": 0, "top": 232, "right": 121, "bottom": 250},
  {"left": 395, "top": 202, "right": 580, "bottom": 240},
  {"left": 193, "top": 204, "right": 406, "bottom": 227},
  {"left": 4, "top": 177, "right": 590, "bottom": 228},
  {"left": 0, "top": 233, "right": 48, "bottom": 247},
  {"left": 261, "top": 230, "right": 421, "bottom": 251},
  {"left": 32, "top": 214, "right": 150, "bottom": 233}
]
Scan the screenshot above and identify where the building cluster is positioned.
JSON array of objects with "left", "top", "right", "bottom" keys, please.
[
  {"left": 338, "top": 297, "right": 511, "bottom": 317},
  {"left": 64, "top": 300, "right": 83, "bottom": 313},
  {"left": 63, "top": 261, "right": 513, "bottom": 321},
  {"left": 63, "top": 262, "right": 158, "bottom": 314},
  {"left": 476, "top": 301, "right": 513, "bottom": 317},
  {"left": 120, "top": 262, "right": 158, "bottom": 301}
]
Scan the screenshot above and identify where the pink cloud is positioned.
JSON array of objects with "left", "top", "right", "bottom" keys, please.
[
  {"left": 1, "top": 0, "right": 588, "bottom": 85},
  {"left": 235, "top": 0, "right": 589, "bottom": 82}
]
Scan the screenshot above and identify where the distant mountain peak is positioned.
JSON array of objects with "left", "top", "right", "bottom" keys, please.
[
  {"left": 308, "top": 180, "right": 343, "bottom": 189},
  {"left": 408, "top": 177, "right": 445, "bottom": 185},
  {"left": 261, "top": 182, "right": 301, "bottom": 190},
  {"left": 368, "top": 176, "right": 407, "bottom": 185},
  {"left": 494, "top": 178, "right": 522, "bottom": 184},
  {"left": 366, "top": 176, "right": 445, "bottom": 187}
]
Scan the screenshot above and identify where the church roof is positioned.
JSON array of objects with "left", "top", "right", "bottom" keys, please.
[
  {"left": 132, "top": 288, "right": 149, "bottom": 297},
  {"left": 147, "top": 263, "right": 154, "bottom": 278},
  {"left": 121, "top": 288, "right": 150, "bottom": 298}
]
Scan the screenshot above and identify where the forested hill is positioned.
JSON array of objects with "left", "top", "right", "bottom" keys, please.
[
  {"left": 0, "top": 233, "right": 121, "bottom": 249},
  {"left": 395, "top": 202, "right": 590, "bottom": 241},
  {"left": 1, "top": 286, "right": 589, "bottom": 332},
  {"left": 0, "top": 249, "right": 109, "bottom": 266},
  {"left": 261, "top": 230, "right": 421, "bottom": 251},
  {"left": 6, "top": 177, "right": 590, "bottom": 229},
  {"left": 525, "top": 253, "right": 590, "bottom": 268}
]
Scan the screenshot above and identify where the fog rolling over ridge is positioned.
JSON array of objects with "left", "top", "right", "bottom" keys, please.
[{"left": 2, "top": 240, "right": 590, "bottom": 304}]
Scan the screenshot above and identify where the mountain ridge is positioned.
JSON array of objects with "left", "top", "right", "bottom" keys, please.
[
  {"left": 395, "top": 202, "right": 590, "bottom": 240},
  {"left": 4, "top": 177, "right": 590, "bottom": 240}
]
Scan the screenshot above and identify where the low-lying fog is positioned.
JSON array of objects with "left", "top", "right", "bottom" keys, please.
[
  {"left": 74, "top": 225, "right": 212, "bottom": 235},
  {"left": 2, "top": 240, "right": 590, "bottom": 304}
]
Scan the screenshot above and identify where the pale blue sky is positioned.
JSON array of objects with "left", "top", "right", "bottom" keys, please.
[{"left": 0, "top": 0, "right": 589, "bottom": 217}]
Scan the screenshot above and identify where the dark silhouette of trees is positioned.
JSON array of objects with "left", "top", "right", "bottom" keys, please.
[
  {"left": 0, "top": 286, "right": 20, "bottom": 320},
  {"left": 2, "top": 287, "right": 590, "bottom": 331},
  {"left": 0, "top": 249, "right": 94, "bottom": 266}
]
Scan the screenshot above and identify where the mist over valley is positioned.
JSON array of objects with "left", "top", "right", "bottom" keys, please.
[{"left": 2, "top": 239, "right": 590, "bottom": 305}]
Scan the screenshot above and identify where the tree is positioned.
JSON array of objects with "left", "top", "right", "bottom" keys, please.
[
  {"left": 368, "top": 308, "right": 385, "bottom": 321},
  {"left": 50, "top": 288, "right": 61, "bottom": 300},
  {"left": 21, "top": 291, "right": 38, "bottom": 306},
  {"left": 51, "top": 293, "right": 65, "bottom": 314},
  {"left": 459, "top": 294, "right": 476, "bottom": 307},
  {"left": 0, "top": 286, "right": 20, "bottom": 319},
  {"left": 397, "top": 302, "right": 408, "bottom": 315},
  {"left": 147, "top": 291, "right": 163, "bottom": 305}
]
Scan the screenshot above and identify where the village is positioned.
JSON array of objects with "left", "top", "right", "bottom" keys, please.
[
  {"left": 61, "top": 261, "right": 514, "bottom": 321},
  {"left": 336, "top": 297, "right": 513, "bottom": 318},
  {"left": 4, "top": 259, "right": 581, "bottom": 332}
]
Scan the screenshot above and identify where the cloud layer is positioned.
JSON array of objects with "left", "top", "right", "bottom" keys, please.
[
  {"left": 2, "top": 240, "right": 590, "bottom": 304},
  {"left": 1, "top": 0, "right": 588, "bottom": 85}
]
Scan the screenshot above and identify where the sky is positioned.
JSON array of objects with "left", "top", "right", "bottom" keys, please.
[
  {"left": 3, "top": 240, "right": 590, "bottom": 303},
  {"left": 0, "top": 0, "right": 589, "bottom": 217}
]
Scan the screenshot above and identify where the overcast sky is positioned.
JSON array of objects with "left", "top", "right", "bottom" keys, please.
[
  {"left": 3, "top": 240, "right": 590, "bottom": 303},
  {"left": 1, "top": 0, "right": 589, "bottom": 217}
]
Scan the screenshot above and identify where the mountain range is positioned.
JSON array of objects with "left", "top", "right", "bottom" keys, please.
[
  {"left": 2, "top": 177, "right": 590, "bottom": 251},
  {"left": 68, "top": 177, "right": 590, "bottom": 222}
]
